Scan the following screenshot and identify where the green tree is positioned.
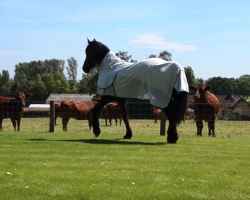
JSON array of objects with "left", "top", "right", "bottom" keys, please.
[
  {"left": 88, "top": 73, "right": 99, "bottom": 95},
  {"left": 116, "top": 51, "right": 136, "bottom": 63},
  {"left": 12, "top": 71, "right": 28, "bottom": 93},
  {"left": 43, "top": 59, "right": 65, "bottom": 74},
  {"left": 206, "top": 77, "right": 238, "bottom": 95},
  {"left": 237, "top": 79, "right": 250, "bottom": 97},
  {"left": 66, "top": 57, "right": 78, "bottom": 92},
  {"left": 53, "top": 73, "right": 70, "bottom": 93},
  {"left": 184, "top": 66, "right": 197, "bottom": 86},
  {"left": 158, "top": 51, "right": 172, "bottom": 61},
  {"left": 78, "top": 74, "right": 91, "bottom": 94},
  {"left": 233, "top": 109, "right": 242, "bottom": 120},
  {"left": 32, "top": 75, "right": 47, "bottom": 101},
  {"left": 66, "top": 57, "right": 77, "bottom": 82},
  {"left": 0, "top": 70, "right": 12, "bottom": 96},
  {"left": 147, "top": 54, "right": 157, "bottom": 59}
]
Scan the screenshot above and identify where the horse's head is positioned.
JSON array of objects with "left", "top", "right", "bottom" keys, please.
[{"left": 82, "top": 38, "right": 110, "bottom": 73}]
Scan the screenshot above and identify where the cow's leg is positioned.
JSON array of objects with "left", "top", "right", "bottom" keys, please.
[
  {"left": 109, "top": 118, "right": 112, "bottom": 126},
  {"left": 196, "top": 120, "right": 203, "bottom": 136},
  {"left": 88, "top": 119, "right": 92, "bottom": 130},
  {"left": 62, "top": 118, "right": 69, "bottom": 131},
  {"left": 10, "top": 118, "right": 17, "bottom": 131},
  {"left": 55, "top": 116, "right": 57, "bottom": 126},
  {"left": 154, "top": 118, "right": 157, "bottom": 123},
  {"left": 105, "top": 119, "right": 108, "bottom": 126},
  {"left": 92, "top": 96, "right": 114, "bottom": 137},
  {"left": 115, "top": 118, "right": 117, "bottom": 126},
  {"left": 17, "top": 118, "right": 21, "bottom": 131},
  {"left": 0, "top": 118, "right": 3, "bottom": 131},
  {"left": 208, "top": 119, "right": 216, "bottom": 137},
  {"left": 117, "top": 99, "right": 132, "bottom": 139}
]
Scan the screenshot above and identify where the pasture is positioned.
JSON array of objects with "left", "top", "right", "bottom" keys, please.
[{"left": 0, "top": 118, "right": 250, "bottom": 200}]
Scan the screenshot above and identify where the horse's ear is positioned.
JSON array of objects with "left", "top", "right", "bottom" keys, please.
[
  {"left": 93, "top": 38, "right": 96, "bottom": 41},
  {"left": 87, "top": 38, "right": 91, "bottom": 44}
]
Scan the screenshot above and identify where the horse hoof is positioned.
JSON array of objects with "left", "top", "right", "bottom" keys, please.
[
  {"left": 123, "top": 135, "right": 132, "bottom": 139},
  {"left": 167, "top": 136, "right": 178, "bottom": 143},
  {"left": 93, "top": 129, "right": 101, "bottom": 137},
  {"left": 167, "top": 140, "right": 177, "bottom": 144}
]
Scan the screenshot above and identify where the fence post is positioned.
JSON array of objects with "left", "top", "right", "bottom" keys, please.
[
  {"left": 50, "top": 101, "right": 55, "bottom": 132},
  {"left": 160, "top": 109, "right": 166, "bottom": 135}
]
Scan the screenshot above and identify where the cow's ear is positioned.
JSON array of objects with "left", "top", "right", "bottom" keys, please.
[
  {"left": 189, "top": 85, "right": 196, "bottom": 91},
  {"left": 26, "top": 94, "right": 30, "bottom": 98},
  {"left": 205, "top": 85, "right": 211, "bottom": 91}
]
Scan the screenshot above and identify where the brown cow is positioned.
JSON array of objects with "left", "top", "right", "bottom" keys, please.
[
  {"left": 152, "top": 107, "right": 185, "bottom": 124},
  {"left": 189, "top": 83, "right": 220, "bottom": 136},
  {"left": 60, "top": 99, "right": 98, "bottom": 131},
  {"left": 102, "top": 102, "right": 122, "bottom": 126},
  {"left": 152, "top": 107, "right": 161, "bottom": 123},
  {"left": 0, "top": 92, "right": 30, "bottom": 131},
  {"left": 54, "top": 102, "right": 61, "bottom": 126}
]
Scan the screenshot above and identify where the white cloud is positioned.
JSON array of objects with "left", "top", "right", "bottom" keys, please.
[
  {"left": 116, "top": 28, "right": 126, "bottom": 31},
  {"left": 129, "top": 34, "right": 197, "bottom": 51}
]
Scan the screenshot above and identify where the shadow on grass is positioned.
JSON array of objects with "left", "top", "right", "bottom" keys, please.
[{"left": 28, "top": 138, "right": 167, "bottom": 145}]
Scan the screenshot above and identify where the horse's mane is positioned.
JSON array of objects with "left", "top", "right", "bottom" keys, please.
[
  {"left": 87, "top": 40, "right": 110, "bottom": 64},
  {"left": 88, "top": 40, "right": 110, "bottom": 52}
]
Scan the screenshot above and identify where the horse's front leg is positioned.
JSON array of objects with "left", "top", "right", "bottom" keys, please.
[
  {"left": 92, "top": 96, "right": 113, "bottom": 137},
  {"left": 117, "top": 99, "right": 132, "bottom": 139}
]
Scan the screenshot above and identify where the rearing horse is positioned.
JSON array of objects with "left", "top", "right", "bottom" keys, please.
[{"left": 82, "top": 38, "right": 189, "bottom": 143}]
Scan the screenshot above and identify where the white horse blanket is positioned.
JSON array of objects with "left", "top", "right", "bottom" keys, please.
[{"left": 97, "top": 51, "right": 189, "bottom": 108}]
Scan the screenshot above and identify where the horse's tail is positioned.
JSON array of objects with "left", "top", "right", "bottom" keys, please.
[{"left": 164, "top": 89, "right": 188, "bottom": 126}]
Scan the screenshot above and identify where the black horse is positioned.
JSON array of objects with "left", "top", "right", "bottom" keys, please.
[{"left": 82, "top": 38, "right": 188, "bottom": 143}]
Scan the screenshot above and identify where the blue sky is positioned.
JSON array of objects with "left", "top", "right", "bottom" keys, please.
[{"left": 0, "top": 0, "right": 249, "bottom": 81}]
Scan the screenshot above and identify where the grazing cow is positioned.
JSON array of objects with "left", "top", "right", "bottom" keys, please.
[
  {"left": 102, "top": 102, "right": 122, "bottom": 126},
  {"left": 54, "top": 102, "right": 61, "bottom": 126},
  {"left": 189, "top": 83, "right": 220, "bottom": 136},
  {"left": 60, "top": 99, "right": 98, "bottom": 131},
  {"left": 0, "top": 92, "right": 30, "bottom": 131},
  {"left": 152, "top": 107, "right": 186, "bottom": 124}
]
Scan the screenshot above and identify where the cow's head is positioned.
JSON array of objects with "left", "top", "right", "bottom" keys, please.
[
  {"left": 13, "top": 92, "right": 30, "bottom": 107},
  {"left": 189, "top": 83, "right": 211, "bottom": 100}
]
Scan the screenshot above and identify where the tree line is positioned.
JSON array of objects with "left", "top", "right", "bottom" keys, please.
[{"left": 1, "top": 51, "right": 250, "bottom": 102}]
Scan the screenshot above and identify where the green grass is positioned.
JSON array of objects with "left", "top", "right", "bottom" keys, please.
[{"left": 0, "top": 119, "right": 250, "bottom": 199}]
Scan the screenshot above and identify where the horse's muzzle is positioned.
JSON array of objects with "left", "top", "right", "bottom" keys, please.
[{"left": 82, "top": 62, "right": 91, "bottom": 73}]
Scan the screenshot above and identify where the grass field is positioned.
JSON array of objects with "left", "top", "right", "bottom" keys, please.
[{"left": 0, "top": 118, "right": 250, "bottom": 200}]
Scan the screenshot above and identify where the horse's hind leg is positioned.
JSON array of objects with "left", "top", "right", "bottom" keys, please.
[
  {"left": 117, "top": 99, "right": 132, "bottom": 139},
  {"left": 167, "top": 120, "right": 179, "bottom": 143},
  {"left": 163, "top": 109, "right": 179, "bottom": 143}
]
